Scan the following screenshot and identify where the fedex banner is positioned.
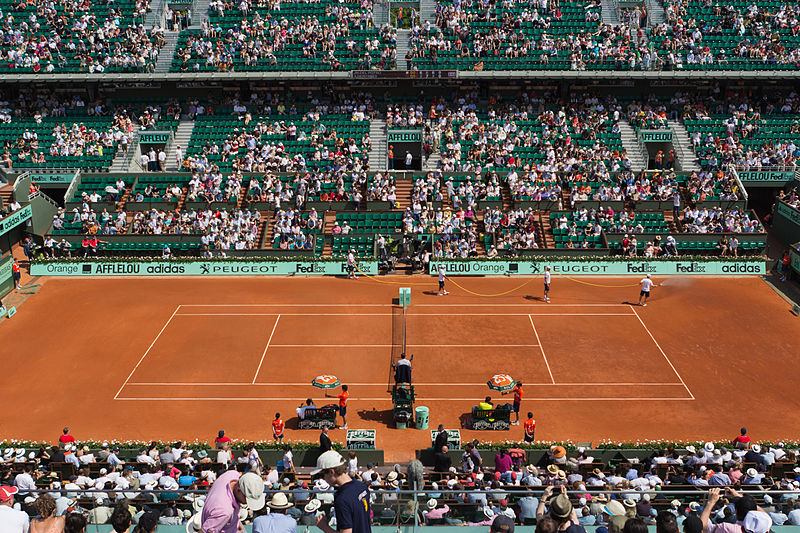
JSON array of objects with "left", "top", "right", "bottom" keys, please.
[
  {"left": 429, "top": 260, "right": 766, "bottom": 276},
  {"left": 31, "top": 260, "right": 379, "bottom": 277}
]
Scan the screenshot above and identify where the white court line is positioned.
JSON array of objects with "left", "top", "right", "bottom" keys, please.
[
  {"left": 252, "top": 315, "right": 281, "bottom": 384},
  {"left": 116, "top": 396, "right": 696, "bottom": 401},
  {"left": 126, "top": 381, "right": 686, "bottom": 386},
  {"left": 630, "top": 305, "right": 695, "bottom": 400},
  {"left": 180, "top": 303, "right": 630, "bottom": 307},
  {"left": 175, "top": 313, "right": 634, "bottom": 317},
  {"left": 528, "top": 314, "right": 555, "bottom": 384},
  {"left": 268, "top": 344, "right": 540, "bottom": 348},
  {"left": 114, "top": 305, "right": 181, "bottom": 400}
]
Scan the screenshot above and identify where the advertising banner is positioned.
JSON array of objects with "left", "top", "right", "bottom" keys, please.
[
  {"left": 429, "top": 260, "right": 766, "bottom": 276},
  {"left": 737, "top": 170, "right": 794, "bottom": 185},
  {"left": 639, "top": 130, "right": 673, "bottom": 142},
  {"left": 0, "top": 205, "right": 32, "bottom": 237},
  {"left": 32, "top": 260, "right": 379, "bottom": 277}
]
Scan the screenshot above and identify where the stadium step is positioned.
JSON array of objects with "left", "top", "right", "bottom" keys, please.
[
  {"left": 154, "top": 31, "right": 180, "bottom": 74},
  {"left": 540, "top": 211, "right": 555, "bottom": 249},
  {"left": 393, "top": 174, "right": 414, "bottom": 210},
  {"left": 0, "top": 184, "right": 14, "bottom": 208},
  {"left": 423, "top": 151, "right": 440, "bottom": 170},
  {"left": 501, "top": 183, "right": 513, "bottom": 211},
  {"left": 144, "top": 0, "right": 168, "bottom": 28},
  {"left": 191, "top": 0, "right": 213, "bottom": 26},
  {"left": 647, "top": 0, "right": 667, "bottom": 26},
  {"left": 109, "top": 132, "right": 140, "bottom": 173},
  {"left": 600, "top": 0, "right": 619, "bottom": 25},
  {"left": 368, "top": 119, "right": 388, "bottom": 171},
  {"left": 669, "top": 121, "right": 701, "bottom": 172},
  {"left": 321, "top": 212, "right": 336, "bottom": 257},
  {"left": 419, "top": 0, "right": 439, "bottom": 31},
  {"left": 166, "top": 119, "right": 195, "bottom": 171},
  {"left": 258, "top": 211, "right": 273, "bottom": 249},
  {"left": 618, "top": 121, "right": 648, "bottom": 172},
  {"left": 396, "top": 29, "right": 411, "bottom": 69}
]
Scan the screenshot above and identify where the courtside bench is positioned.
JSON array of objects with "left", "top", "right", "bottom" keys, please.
[
  {"left": 298, "top": 406, "right": 337, "bottom": 430},
  {"left": 470, "top": 406, "right": 512, "bottom": 430}
]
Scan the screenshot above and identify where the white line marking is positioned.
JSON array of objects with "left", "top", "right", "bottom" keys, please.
[
  {"left": 266, "top": 344, "right": 540, "bottom": 348},
  {"left": 114, "top": 305, "right": 181, "bottom": 400},
  {"left": 175, "top": 313, "right": 633, "bottom": 317},
  {"left": 630, "top": 305, "right": 695, "bottom": 400},
  {"left": 252, "top": 315, "right": 281, "bottom": 384},
  {"left": 115, "top": 396, "right": 696, "bottom": 401},
  {"left": 126, "top": 381, "right": 686, "bottom": 386},
  {"left": 528, "top": 314, "right": 555, "bottom": 384},
  {"left": 180, "top": 303, "right": 630, "bottom": 307}
]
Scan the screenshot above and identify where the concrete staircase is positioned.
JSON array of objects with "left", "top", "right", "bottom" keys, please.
[
  {"left": 394, "top": 174, "right": 414, "bottom": 210},
  {"left": 669, "top": 121, "right": 700, "bottom": 172},
  {"left": 154, "top": 31, "right": 179, "bottom": 73},
  {"left": 145, "top": 0, "right": 167, "bottom": 28},
  {"left": 369, "top": 119, "right": 388, "bottom": 171},
  {"left": 423, "top": 151, "right": 440, "bottom": 170},
  {"left": 646, "top": 0, "right": 666, "bottom": 26},
  {"left": 166, "top": 119, "right": 195, "bottom": 171},
  {"left": 110, "top": 133, "right": 141, "bottom": 172},
  {"left": 419, "top": 0, "right": 439, "bottom": 29},
  {"left": 191, "top": 0, "right": 212, "bottom": 27},
  {"left": 396, "top": 29, "right": 411, "bottom": 69},
  {"left": 600, "top": 0, "right": 619, "bottom": 25},
  {"left": 618, "top": 121, "right": 648, "bottom": 172},
  {"left": 373, "top": 0, "right": 390, "bottom": 26}
]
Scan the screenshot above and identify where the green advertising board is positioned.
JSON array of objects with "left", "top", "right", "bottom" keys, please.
[
  {"left": 0, "top": 205, "right": 32, "bottom": 237},
  {"left": 31, "top": 173, "right": 77, "bottom": 187},
  {"left": 31, "top": 260, "right": 379, "bottom": 277},
  {"left": 429, "top": 259, "right": 766, "bottom": 276},
  {"left": 790, "top": 243, "right": 800, "bottom": 275},
  {"left": 387, "top": 130, "right": 421, "bottom": 143},
  {"left": 139, "top": 132, "right": 171, "bottom": 144},
  {"left": 430, "top": 429, "right": 461, "bottom": 449},
  {"left": 737, "top": 170, "right": 795, "bottom": 185},
  {"left": 0, "top": 255, "right": 12, "bottom": 297},
  {"left": 777, "top": 202, "right": 800, "bottom": 229},
  {"left": 639, "top": 130, "right": 673, "bottom": 143}
]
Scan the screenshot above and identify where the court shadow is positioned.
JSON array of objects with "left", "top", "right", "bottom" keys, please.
[
  {"left": 422, "top": 290, "right": 439, "bottom": 296},
  {"left": 458, "top": 413, "right": 472, "bottom": 429},
  {"left": 357, "top": 408, "right": 394, "bottom": 426},
  {"left": 286, "top": 416, "right": 302, "bottom": 430},
  {"left": 524, "top": 295, "right": 543, "bottom": 302},
  {"left": 621, "top": 301, "right": 639, "bottom": 306}
]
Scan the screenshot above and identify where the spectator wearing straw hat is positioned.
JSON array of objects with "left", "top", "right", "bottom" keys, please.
[
  {"left": 537, "top": 485, "right": 586, "bottom": 533},
  {"left": 253, "top": 493, "right": 296, "bottom": 533},
  {"left": 311, "top": 450, "right": 371, "bottom": 533}
]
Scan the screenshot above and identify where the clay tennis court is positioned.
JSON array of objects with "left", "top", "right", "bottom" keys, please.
[{"left": 1, "top": 274, "right": 797, "bottom": 461}]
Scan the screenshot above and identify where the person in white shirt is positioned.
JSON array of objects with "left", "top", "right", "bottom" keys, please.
[
  {"left": 638, "top": 274, "right": 657, "bottom": 306},
  {"left": 136, "top": 449, "right": 156, "bottom": 465},
  {"left": 543, "top": 265, "right": 551, "bottom": 303},
  {"left": 13, "top": 466, "right": 36, "bottom": 495},
  {"left": 0, "top": 485, "right": 29, "bottom": 533}
]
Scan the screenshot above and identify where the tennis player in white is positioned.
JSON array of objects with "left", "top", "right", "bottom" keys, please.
[
  {"left": 543, "top": 266, "right": 551, "bottom": 303},
  {"left": 638, "top": 273, "right": 657, "bottom": 306}
]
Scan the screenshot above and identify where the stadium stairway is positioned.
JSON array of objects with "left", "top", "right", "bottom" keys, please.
[
  {"left": 321, "top": 212, "right": 336, "bottom": 257},
  {"left": 393, "top": 174, "right": 414, "bottom": 210},
  {"left": 619, "top": 121, "right": 648, "bottom": 172},
  {"left": 373, "top": 0, "right": 390, "bottom": 26},
  {"left": 109, "top": 132, "right": 141, "bottom": 172},
  {"left": 419, "top": 0, "right": 440, "bottom": 31},
  {"left": 154, "top": 32, "right": 180, "bottom": 73},
  {"left": 669, "top": 121, "right": 701, "bottom": 172},
  {"left": 0, "top": 184, "right": 14, "bottom": 207},
  {"left": 191, "top": 0, "right": 212, "bottom": 27},
  {"left": 646, "top": 0, "right": 666, "bottom": 26},
  {"left": 423, "top": 151, "right": 440, "bottom": 170},
  {"left": 540, "top": 212, "right": 555, "bottom": 249},
  {"left": 255, "top": 211, "right": 271, "bottom": 249},
  {"left": 600, "top": 0, "right": 619, "bottom": 25},
  {"left": 145, "top": 0, "right": 167, "bottom": 28},
  {"left": 166, "top": 119, "right": 195, "bottom": 171},
  {"left": 396, "top": 29, "right": 411, "bottom": 69},
  {"left": 369, "top": 119, "right": 388, "bottom": 171}
]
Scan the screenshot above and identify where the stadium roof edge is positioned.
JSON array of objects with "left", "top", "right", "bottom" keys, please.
[{"left": 1, "top": 70, "right": 799, "bottom": 83}]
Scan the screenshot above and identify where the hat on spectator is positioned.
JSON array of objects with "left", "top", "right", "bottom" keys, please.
[
  {"left": 239, "top": 472, "right": 266, "bottom": 511},
  {"left": 642, "top": 494, "right": 651, "bottom": 502},
  {"left": 547, "top": 465, "right": 560, "bottom": 475},
  {"left": 685, "top": 445, "right": 696, "bottom": 454},
  {"left": 311, "top": 450, "right": 346, "bottom": 476},
  {"left": 305, "top": 499, "right": 322, "bottom": 513},
  {"left": 688, "top": 502, "right": 700, "bottom": 511},
  {"left": 526, "top": 465, "right": 537, "bottom": 474},
  {"left": 15, "top": 449, "right": 24, "bottom": 459},
  {"left": 483, "top": 507, "right": 496, "bottom": 519},
  {"left": 670, "top": 500, "right": 681, "bottom": 509},
  {"left": 551, "top": 446, "right": 566, "bottom": 459},
  {"left": 603, "top": 500, "right": 626, "bottom": 516},
  {"left": 550, "top": 494, "right": 573, "bottom": 519},
  {"left": 197, "top": 450, "right": 208, "bottom": 459},
  {"left": 623, "top": 498, "right": 637, "bottom": 510},
  {"left": 491, "top": 514, "right": 515, "bottom": 533},
  {"left": 48, "top": 472, "right": 59, "bottom": 479},
  {"left": 2, "top": 449, "right": 11, "bottom": 459},
  {"left": 426, "top": 499, "right": 438, "bottom": 510},
  {"left": 557, "top": 471, "right": 566, "bottom": 480},
  {"left": 387, "top": 472, "right": 398, "bottom": 482},
  {"left": 747, "top": 468, "right": 758, "bottom": 478},
  {"left": 751, "top": 445, "right": 761, "bottom": 454},
  {"left": 267, "top": 493, "right": 293, "bottom": 510},
  {"left": 763, "top": 495, "right": 773, "bottom": 505},
  {"left": 743, "top": 511, "right": 772, "bottom": 533},
  {"left": 703, "top": 442, "right": 714, "bottom": 452},
  {"left": 28, "top": 452, "right": 35, "bottom": 460},
  {"left": 592, "top": 468, "right": 605, "bottom": 478}
]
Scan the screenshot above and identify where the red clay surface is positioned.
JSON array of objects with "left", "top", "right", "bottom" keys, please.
[{"left": 1, "top": 275, "right": 798, "bottom": 462}]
